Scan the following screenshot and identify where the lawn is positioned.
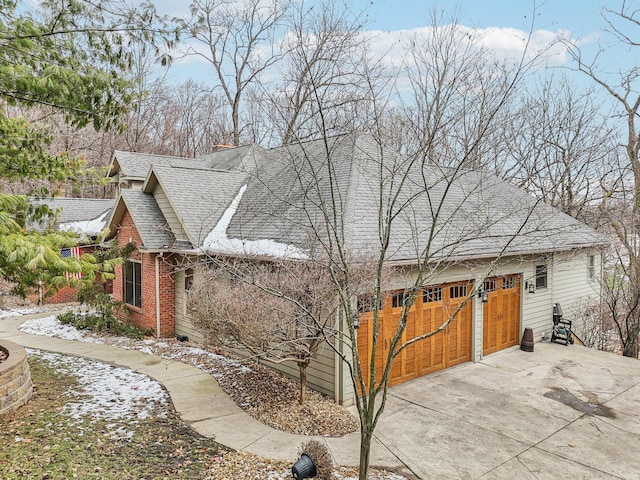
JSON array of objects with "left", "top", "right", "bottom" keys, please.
[{"left": 0, "top": 352, "right": 231, "bottom": 479}]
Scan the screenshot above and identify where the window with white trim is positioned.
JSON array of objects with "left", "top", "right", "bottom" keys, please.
[{"left": 535, "top": 264, "right": 547, "bottom": 289}]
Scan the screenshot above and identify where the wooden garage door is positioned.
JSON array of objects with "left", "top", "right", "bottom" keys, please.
[
  {"left": 482, "top": 275, "right": 521, "bottom": 355},
  {"left": 357, "top": 281, "right": 473, "bottom": 390}
]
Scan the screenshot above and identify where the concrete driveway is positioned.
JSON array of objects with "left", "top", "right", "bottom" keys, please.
[{"left": 372, "top": 342, "right": 640, "bottom": 479}]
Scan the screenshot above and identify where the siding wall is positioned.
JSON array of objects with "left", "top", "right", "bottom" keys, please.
[
  {"left": 254, "top": 344, "right": 336, "bottom": 399},
  {"left": 153, "top": 185, "right": 189, "bottom": 242},
  {"left": 548, "top": 249, "right": 601, "bottom": 342},
  {"left": 174, "top": 268, "right": 206, "bottom": 344},
  {"left": 173, "top": 268, "right": 338, "bottom": 399}
]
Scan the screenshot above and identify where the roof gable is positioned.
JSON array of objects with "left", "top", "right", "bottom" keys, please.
[
  {"left": 107, "top": 190, "right": 177, "bottom": 251},
  {"left": 144, "top": 163, "right": 249, "bottom": 247}
]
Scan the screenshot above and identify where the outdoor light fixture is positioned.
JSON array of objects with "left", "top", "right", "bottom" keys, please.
[
  {"left": 478, "top": 289, "right": 489, "bottom": 303},
  {"left": 353, "top": 315, "right": 360, "bottom": 330},
  {"left": 525, "top": 281, "right": 535, "bottom": 294}
]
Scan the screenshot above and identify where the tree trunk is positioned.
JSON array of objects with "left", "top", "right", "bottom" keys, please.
[
  {"left": 623, "top": 341, "right": 638, "bottom": 358},
  {"left": 358, "top": 425, "right": 372, "bottom": 480},
  {"left": 298, "top": 363, "right": 307, "bottom": 405}
]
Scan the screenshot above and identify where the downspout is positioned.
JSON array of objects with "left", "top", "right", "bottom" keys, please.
[
  {"left": 155, "top": 254, "right": 161, "bottom": 338},
  {"left": 334, "top": 308, "right": 341, "bottom": 403}
]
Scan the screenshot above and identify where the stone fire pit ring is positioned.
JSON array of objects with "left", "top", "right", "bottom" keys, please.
[{"left": 0, "top": 340, "right": 33, "bottom": 415}]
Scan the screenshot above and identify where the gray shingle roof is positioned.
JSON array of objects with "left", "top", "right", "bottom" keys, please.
[
  {"left": 109, "top": 134, "right": 608, "bottom": 261},
  {"left": 196, "top": 144, "right": 267, "bottom": 172},
  {"left": 29, "top": 197, "right": 114, "bottom": 236},
  {"left": 147, "top": 163, "right": 249, "bottom": 246},
  {"left": 119, "top": 190, "right": 176, "bottom": 250},
  {"left": 225, "top": 134, "right": 608, "bottom": 261},
  {"left": 110, "top": 151, "right": 210, "bottom": 180}
]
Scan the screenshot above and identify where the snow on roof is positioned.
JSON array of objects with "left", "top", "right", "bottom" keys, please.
[
  {"left": 202, "top": 184, "right": 308, "bottom": 259},
  {"left": 58, "top": 210, "right": 110, "bottom": 236}
]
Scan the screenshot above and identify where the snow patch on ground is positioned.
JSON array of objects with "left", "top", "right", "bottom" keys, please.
[
  {"left": 29, "top": 349, "right": 168, "bottom": 440},
  {"left": 0, "top": 307, "right": 40, "bottom": 320},
  {"left": 20, "top": 315, "right": 91, "bottom": 341},
  {"left": 18, "top": 315, "right": 252, "bottom": 375}
]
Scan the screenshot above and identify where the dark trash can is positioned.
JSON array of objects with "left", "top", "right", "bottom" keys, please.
[
  {"left": 520, "top": 327, "right": 534, "bottom": 352},
  {"left": 292, "top": 453, "right": 317, "bottom": 479}
]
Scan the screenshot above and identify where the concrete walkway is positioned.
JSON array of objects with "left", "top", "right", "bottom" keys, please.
[
  {"left": 0, "top": 311, "right": 409, "bottom": 477},
  {"left": 4, "top": 310, "right": 640, "bottom": 479}
]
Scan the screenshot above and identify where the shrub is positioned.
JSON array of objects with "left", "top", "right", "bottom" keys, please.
[
  {"left": 57, "top": 284, "right": 153, "bottom": 339},
  {"left": 58, "top": 311, "right": 152, "bottom": 339}
]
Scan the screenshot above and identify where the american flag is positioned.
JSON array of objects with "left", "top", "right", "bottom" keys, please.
[{"left": 61, "top": 246, "right": 82, "bottom": 281}]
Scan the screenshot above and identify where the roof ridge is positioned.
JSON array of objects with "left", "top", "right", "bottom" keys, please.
[{"left": 114, "top": 150, "right": 192, "bottom": 161}]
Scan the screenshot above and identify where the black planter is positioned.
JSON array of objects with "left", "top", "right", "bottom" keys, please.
[{"left": 292, "top": 453, "right": 317, "bottom": 479}]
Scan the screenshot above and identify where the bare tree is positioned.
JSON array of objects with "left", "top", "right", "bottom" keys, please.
[
  {"left": 188, "top": 259, "right": 339, "bottom": 405},
  {"left": 394, "top": 13, "right": 522, "bottom": 168},
  {"left": 183, "top": 0, "right": 288, "bottom": 146},
  {"left": 500, "top": 75, "right": 617, "bottom": 223},
  {"left": 565, "top": 1, "right": 640, "bottom": 357},
  {"left": 188, "top": 250, "right": 389, "bottom": 406},
  {"left": 270, "top": 0, "right": 369, "bottom": 144}
]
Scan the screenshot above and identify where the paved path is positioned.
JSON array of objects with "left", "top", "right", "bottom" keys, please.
[
  {"left": 5, "top": 310, "right": 640, "bottom": 479},
  {"left": 0, "top": 311, "right": 410, "bottom": 477}
]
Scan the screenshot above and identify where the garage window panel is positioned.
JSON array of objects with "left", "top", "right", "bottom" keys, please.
[
  {"left": 392, "top": 292, "right": 405, "bottom": 308},
  {"left": 484, "top": 279, "right": 497, "bottom": 292},
  {"left": 423, "top": 286, "right": 443, "bottom": 303},
  {"left": 502, "top": 275, "right": 519, "bottom": 289},
  {"left": 450, "top": 284, "right": 468, "bottom": 299}
]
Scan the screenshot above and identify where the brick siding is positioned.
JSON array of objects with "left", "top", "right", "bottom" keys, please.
[{"left": 113, "top": 210, "right": 176, "bottom": 337}]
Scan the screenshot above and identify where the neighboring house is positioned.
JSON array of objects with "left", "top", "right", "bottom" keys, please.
[
  {"left": 30, "top": 197, "right": 113, "bottom": 303},
  {"left": 104, "top": 134, "right": 608, "bottom": 405}
]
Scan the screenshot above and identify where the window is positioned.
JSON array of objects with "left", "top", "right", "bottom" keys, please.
[
  {"left": 450, "top": 284, "right": 468, "bottom": 299},
  {"left": 535, "top": 264, "right": 547, "bottom": 289},
  {"left": 484, "top": 279, "right": 497, "bottom": 293},
  {"left": 184, "top": 268, "right": 194, "bottom": 291},
  {"left": 423, "top": 287, "right": 443, "bottom": 303},
  {"left": 502, "top": 275, "right": 518, "bottom": 290},
  {"left": 124, "top": 260, "right": 142, "bottom": 308},
  {"left": 588, "top": 255, "right": 596, "bottom": 280},
  {"left": 392, "top": 292, "right": 405, "bottom": 308},
  {"left": 357, "top": 295, "right": 381, "bottom": 313}
]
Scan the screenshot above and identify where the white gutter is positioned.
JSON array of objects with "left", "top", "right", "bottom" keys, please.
[{"left": 155, "top": 254, "right": 161, "bottom": 338}]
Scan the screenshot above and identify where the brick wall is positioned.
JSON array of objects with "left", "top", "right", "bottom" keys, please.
[
  {"left": 28, "top": 246, "right": 113, "bottom": 305},
  {"left": 114, "top": 210, "right": 176, "bottom": 337}
]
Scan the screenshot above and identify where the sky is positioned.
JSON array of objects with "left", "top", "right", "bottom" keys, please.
[
  {"left": 152, "top": 0, "right": 628, "bottom": 89},
  {"left": 357, "top": 0, "right": 607, "bottom": 35},
  {"left": 153, "top": 0, "right": 609, "bottom": 34}
]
